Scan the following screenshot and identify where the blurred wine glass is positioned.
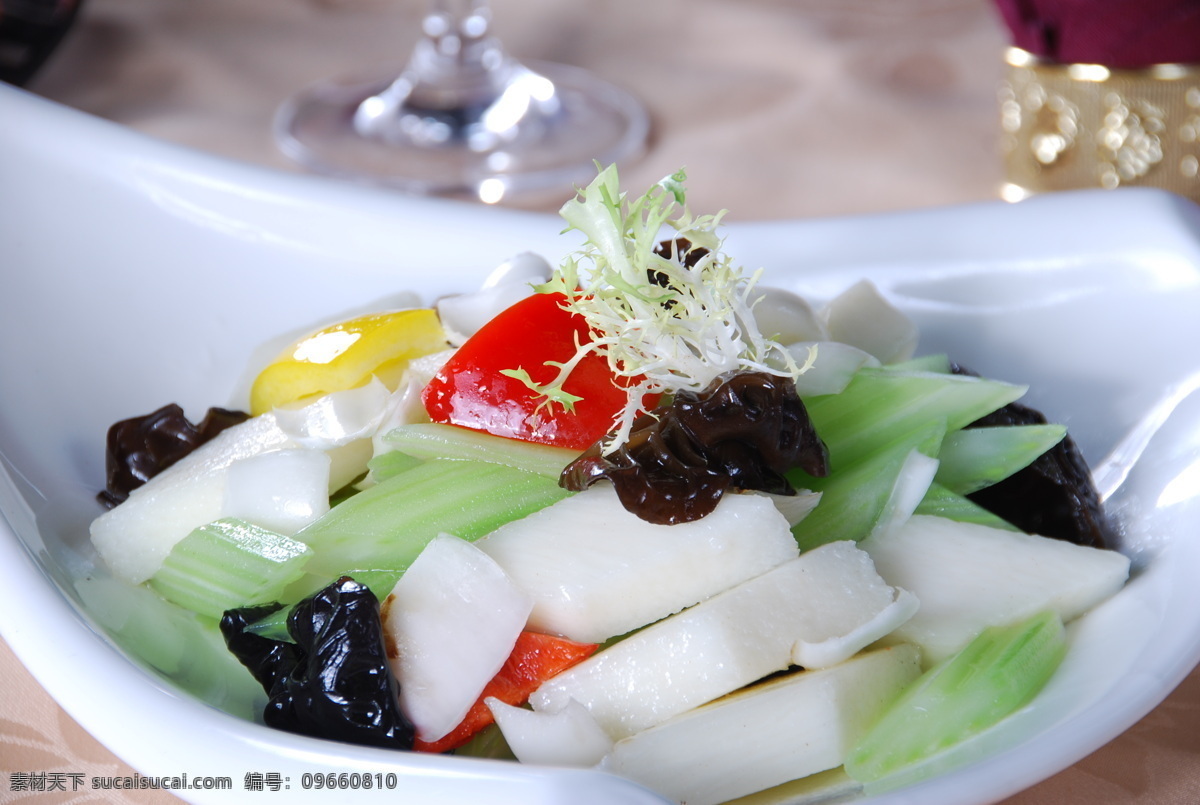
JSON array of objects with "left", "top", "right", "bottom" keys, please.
[{"left": 274, "top": 0, "right": 649, "bottom": 204}]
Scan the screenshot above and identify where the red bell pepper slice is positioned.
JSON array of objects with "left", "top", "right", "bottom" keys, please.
[{"left": 422, "top": 292, "right": 651, "bottom": 450}]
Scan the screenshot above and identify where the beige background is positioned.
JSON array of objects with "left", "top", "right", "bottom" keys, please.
[{"left": 4, "top": 0, "right": 1199, "bottom": 802}]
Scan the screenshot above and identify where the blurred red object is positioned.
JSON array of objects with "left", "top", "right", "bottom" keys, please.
[
  {"left": 0, "top": 0, "right": 83, "bottom": 86},
  {"left": 994, "top": 0, "right": 1200, "bottom": 67}
]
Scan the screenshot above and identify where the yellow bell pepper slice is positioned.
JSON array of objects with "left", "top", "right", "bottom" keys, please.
[{"left": 249, "top": 308, "right": 448, "bottom": 415}]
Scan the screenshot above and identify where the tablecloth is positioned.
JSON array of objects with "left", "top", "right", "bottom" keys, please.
[{"left": 3, "top": 0, "right": 1199, "bottom": 802}]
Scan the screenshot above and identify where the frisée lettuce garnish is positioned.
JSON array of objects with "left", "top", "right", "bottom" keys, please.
[{"left": 503, "top": 164, "right": 813, "bottom": 453}]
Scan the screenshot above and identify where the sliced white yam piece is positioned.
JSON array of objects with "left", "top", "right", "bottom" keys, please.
[
  {"left": 787, "top": 341, "right": 880, "bottom": 398},
  {"left": 604, "top": 645, "right": 922, "bottom": 805},
  {"left": 862, "top": 514, "right": 1131, "bottom": 664},
  {"left": 221, "top": 449, "right": 331, "bottom": 536},
  {"left": 821, "top": 280, "right": 918, "bottom": 365},
  {"left": 383, "top": 534, "right": 533, "bottom": 743},
  {"left": 529, "top": 541, "right": 911, "bottom": 738},
  {"left": 134, "top": 410, "right": 292, "bottom": 487},
  {"left": 91, "top": 473, "right": 228, "bottom": 585},
  {"left": 476, "top": 485, "right": 798, "bottom": 643},
  {"left": 752, "top": 286, "right": 828, "bottom": 345},
  {"left": 485, "top": 697, "right": 614, "bottom": 767},
  {"left": 90, "top": 384, "right": 392, "bottom": 584}
]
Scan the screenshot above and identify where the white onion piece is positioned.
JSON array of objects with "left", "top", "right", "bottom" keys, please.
[
  {"left": 867, "top": 449, "right": 940, "bottom": 544},
  {"left": 272, "top": 377, "right": 390, "bottom": 448},
  {"left": 437, "top": 252, "right": 553, "bottom": 343},
  {"left": 820, "top": 280, "right": 918, "bottom": 365},
  {"left": 222, "top": 448, "right": 331, "bottom": 536},
  {"left": 788, "top": 341, "right": 880, "bottom": 397},
  {"left": 753, "top": 286, "right": 828, "bottom": 345},
  {"left": 384, "top": 534, "right": 533, "bottom": 743},
  {"left": 792, "top": 588, "right": 920, "bottom": 670},
  {"left": 482, "top": 251, "right": 553, "bottom": 289},
  {"left": 756, "top": 489, "right": 823, "bottom": 528},
  {"left": 486, "top": 697, "right": 614, "bottom": 767},
  {"left": 362, "top": 349, "right": 456, "bottom": 482}
]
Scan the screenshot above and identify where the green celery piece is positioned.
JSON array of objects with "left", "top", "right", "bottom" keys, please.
[
  {"left": 244, "top": 607, "right": 291, "bottom": 641},
  {"left": 802, "top": 368, "right": 1026, "bottom": 471},
  {"left": 915, "top": 482, "right": 1021, "bottom": 531},
  {"left": 149, "top": 518, "right": 313, "bottom": 618},
  {"left": 934, "top": 424, "right": 1066, "bottom": 495},
  {"left": 887, "top": 354, "right": 952, "bottom": 373},
  {"left": 296, "top": 458, "right": 571, "bottom": 578},
  {"left": 381, "top": 423, "right": 581, "bottom": 479},
  {"left": 367, "top": 450, "right": 425, "bottom": 484},
  {"left": 844, "top": 610, "right": 1067, "bottom": 784},
  {"left": 292, "top": 567, "right": 403, "bottom": 601},
  {"left": 75, "top": 577, "right": 264, "bottom": 719},
  {"left": 789, "top": 422, "right": 945, "bottom": 552}
]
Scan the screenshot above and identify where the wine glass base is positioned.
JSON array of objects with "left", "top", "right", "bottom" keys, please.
[{"left": 274, "top": 60, "right": 650, "bottom": 203}]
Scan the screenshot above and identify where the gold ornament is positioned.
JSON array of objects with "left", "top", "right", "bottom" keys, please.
[{"left": 1000, "top": 47, "right": 1200, "bottom": 203}]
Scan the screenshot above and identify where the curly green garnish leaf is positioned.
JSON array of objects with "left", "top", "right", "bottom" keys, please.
[
  {"left": 499, "top": 367, "right": 586, "bottom": 415},
  {"left": 522, "top": 164, "right": 807, "bottom": 452}
]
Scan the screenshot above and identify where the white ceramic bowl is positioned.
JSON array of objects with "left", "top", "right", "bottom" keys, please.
[{"left": 3, "top": 82, "right": 1200, "bottom": 804}]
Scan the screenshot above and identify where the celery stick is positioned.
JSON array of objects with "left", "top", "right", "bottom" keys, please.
[
  {"left": 281, "top": 566, "right": 404, "bottom": 609},
  {"left": 382, "top": 423, "right": 580, "bottom": 479},
  {"left": 789, "top": 423, "right": 944, "bottom": 552},
  {"left": 934, "top": 424, "right": 1066, "bottom": 494},
  {"left": 802, "top": 368, "right": 1025, "bottom": 470},
  {"left": 843, "top": 610, "right": 1067, "bottom": 784},
  {"left": 915, "top": 482, "right": 1020, "bottom": 531},
  {"left": 367, "top": 449, "right": 425, "bottom": 483},
  {"left": 296, "top": 458, "right": 571, "bottom": 577},
  {"left": 886, "top": 354, "right": 952, "bottom": 374},
  {"left": 75, "top": 577, "right": 264, "bottom": 719},
  {"left": 149, "top": 518, "right": 313, "bottom": 618},
  {"left": 244, "top": 606, "right": 291, "bottom": 641}
]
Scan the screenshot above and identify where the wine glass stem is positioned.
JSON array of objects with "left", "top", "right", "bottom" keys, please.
[
  {"left": 273, "top": 0, "right": 648, "bottom": 197},
  {"left": 353, "top": 0, "right": 518, "bottom": 140},
  {"left": 410, "top": 0, "right": 508, "bottom": 101},
  {"left": 423, "top": 0, "right": 492, "bottom": 49}
]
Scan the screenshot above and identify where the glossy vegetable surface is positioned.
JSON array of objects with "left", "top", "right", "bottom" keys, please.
[
  {"left": 99, "top": 404, "right": 249, "bottom": 507},
  {"left": 561, "top": 371, "right": 829, "bottom": 524},
  {"left": 249, "top": 308, "right": 447, "bottom": 416},
  {"left": 422, "top": 292, "right": 650, "bottom": 449},
  {"left": 221, "top": 577, "right": 416, "bottom": 750},
  {"left": 413, "top": 631, "right": 599, "bottom": 754}
]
